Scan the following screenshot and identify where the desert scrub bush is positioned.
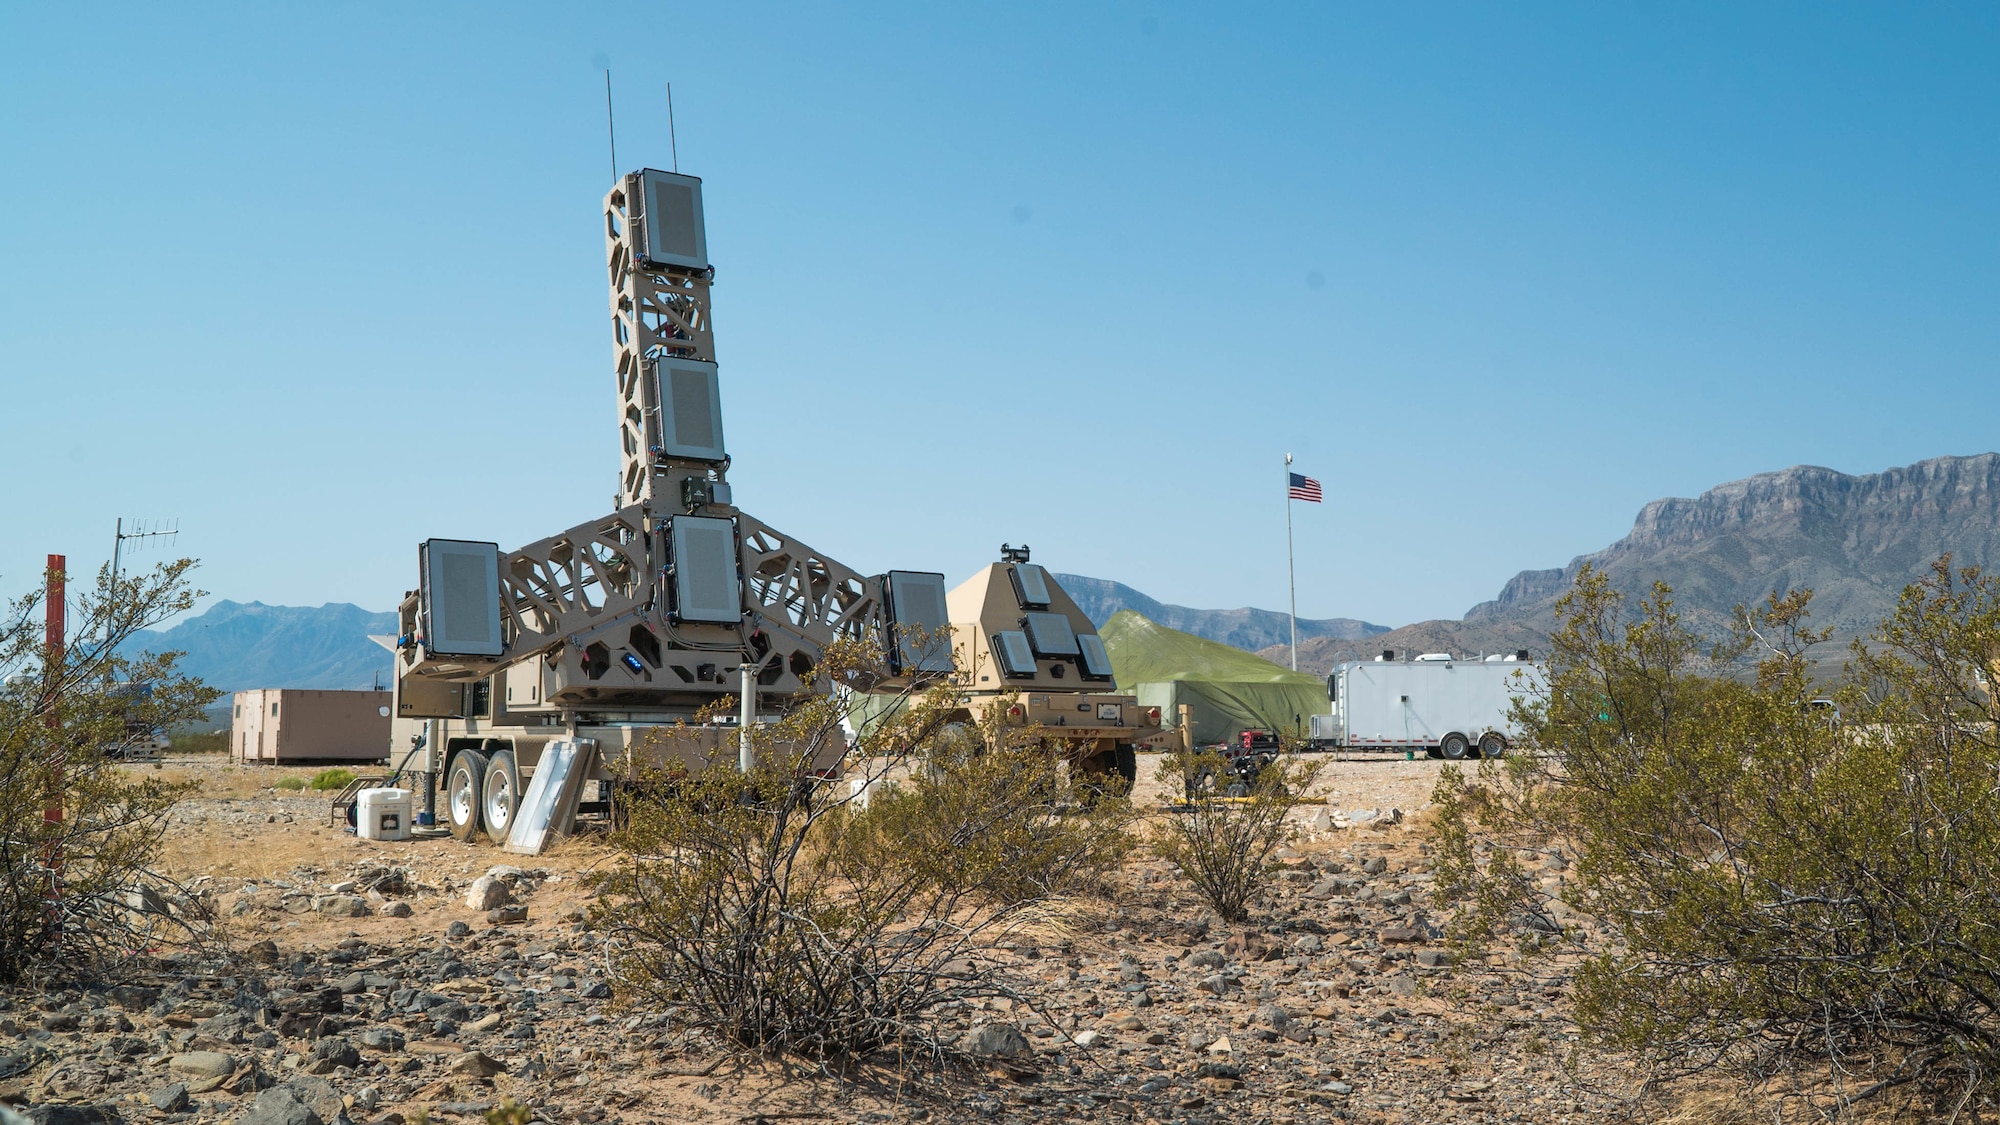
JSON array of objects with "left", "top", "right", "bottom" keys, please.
[
  {"left": 0, "top": 559, "right": 217, "bottom": 984},
  {"left": 273, "top": 776, "right": 307, "bottom": 791},
  {"left": 838, "top": 713, "right": 1135, "bottom": 905},
  {"left": 1151, "top": 747, "right": 1322, "bottom": 921},
  {"left": 308, "top": 768, "right": 356, "bottom": 791},
  {"left": 1435, "top": 559, "right": 2000, "bottom": 1110},
  {"left": 591, "top": 640, "right": 1117, "bottom": 1062}
]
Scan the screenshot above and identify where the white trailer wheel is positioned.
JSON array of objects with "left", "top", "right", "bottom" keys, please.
[
  {"left": 446, "top": 750, "right": 488, "bottom": 842},
  {"left": 483, "top": 750, "right": 520, "bottom": 845},
  {"left": 1440, "top": 733, "right": 1470, "bottom": 760},
  {"left": 1478, "top": 732, "right": 1507, "bottom": 758}
]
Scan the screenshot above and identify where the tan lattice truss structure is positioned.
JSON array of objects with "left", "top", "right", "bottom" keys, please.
[
  {"left": 606, "top": 176, "right": 716, "bottom": 510},
  {"left": 395, "top": 171, "right": 917, "bottom": 713}
]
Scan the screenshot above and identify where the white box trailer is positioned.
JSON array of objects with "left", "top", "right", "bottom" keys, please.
[{"left": 1308, "top": 654, "right": 1541, "bottom": 759}]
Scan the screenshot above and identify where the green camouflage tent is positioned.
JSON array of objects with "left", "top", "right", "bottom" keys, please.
[{"left": 1100, "top": 610, "right": 1327, "bottom": 746}]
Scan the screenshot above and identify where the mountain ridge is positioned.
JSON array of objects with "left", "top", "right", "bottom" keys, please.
[{"left": 1266, "top": 453, "right": 2000, "bottom": 673}]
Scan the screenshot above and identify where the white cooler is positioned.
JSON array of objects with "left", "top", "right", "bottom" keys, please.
[{"left": 355, "top": 787, "right": 413, "bottom": 841}]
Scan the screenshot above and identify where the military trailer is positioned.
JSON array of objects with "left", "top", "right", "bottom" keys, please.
[
  {"left": 385, "top": 166, "right": 949, "bottom": 845},
  {"left": 1307, "top": 652, "right": 1540, "bottom": 759}
]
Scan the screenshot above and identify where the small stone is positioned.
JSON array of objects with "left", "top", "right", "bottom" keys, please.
[
  {"left": 962, "top": 1023, "right": 1032, "bottom": 1061},
  {"left": 1195, "top": 974, "right": 1231, "bottom": 995},
  {"left": 238, "top": 1086, "right": 321, "bottom": 1125},
  {"left": 1255, "top": 1003, "right": 1290, "bottom": 1029},
  {"left": 308, "top": 1037, "right": 360, "bottom": 1070},
  {"left": 1363, "top": 856, "right": 1389, "bottom": 875},
  {"left": 1415, "top": 949, "right": 1447, "bottom": 968},
  {"left": 578, "top": 979, "right": 611, "bottom": 999},
  {"left": 40, "top": 1012, "right": 79, "bottom": 1032},
  {"left": 107, "top": 985, "right": 162, "bottom": 1011},
  {"left": 150, "top": 1082, "right": 191, "bottom": 1112},
  {"left": 1206, "top": 1035, "right": 1233, "bottom": 1055},
  {"left": 487, "top": 905, "right": 528, "bottom": 924},
  {"left": 447, "top": 1051, "right": 508, "bottom": 1078},
  {"left": 1072, "top": 1030, "right": 1103, "bottom": 1048},
  {"left": 1323, "top": 1080, "right": 1354, "bottom": 1094},
  {"left": 382, "top": 901, "right": 413, "bottom": 918},
  {"left": 316, "top": 895, "right": 368, "bottom": 918},
  {"left": 446, "top": 920, "right": 472, "bottom": 939},
  {"left": 327, "top": 881, "right": 357, "bottom": 894},
  {"left": 464, "top": 876, "right": 510, "bottom": 912},
  {"left": 463, "top": 1012, "right": 504, "bottom": 1035},
  {"left": 358, "top": 1027, "right": 406, "bottom": 1052},
  {"left": 1185, "top": 950, "right": 1224, "bottom": 969},
  {"left": 1114, "top": 1016, "right": 1144, "bottom": 1031},
  {"left": 169, "top": 1050, "right": 237, "bottom": 1078},
  {"left": 1380, "top": 926, "right": 1422, "bottom": 943}
]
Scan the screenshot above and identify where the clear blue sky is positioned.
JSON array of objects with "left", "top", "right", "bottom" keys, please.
[{"left": 5, "top": 4, "right": 1998, "bottom": 628}]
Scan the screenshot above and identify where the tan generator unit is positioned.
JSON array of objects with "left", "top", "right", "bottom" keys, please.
[
  {"left": 942, "top": 546, "right": 1168, "bottom": 783},
  {"left": 230, "top": 689, "right": 392, "bottom": 764}
]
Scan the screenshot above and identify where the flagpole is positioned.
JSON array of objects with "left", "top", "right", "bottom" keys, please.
[{"left": 1285, "top": 453, "right": 1297, "bottom": 671}]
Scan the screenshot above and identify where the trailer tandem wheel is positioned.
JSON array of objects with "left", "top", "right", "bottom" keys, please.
[
  {"left": 446, "top": 750, "right": 489, "bottom": 843},
  {"left": 1439, "top": 733, "right": 1471, "bottom": 760},
  {"left": 482, "top": 750, "right": 521, "bottom": 845},
  {"left": 1478, "top": 732, "right": 1508, "bottom": 758}
]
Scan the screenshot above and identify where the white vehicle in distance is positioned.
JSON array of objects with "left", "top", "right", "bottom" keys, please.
[{"left": 1307, "top": 650, "right": 1543, "bottom": 760}]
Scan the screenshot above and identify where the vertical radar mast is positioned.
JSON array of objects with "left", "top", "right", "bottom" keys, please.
[{"left": 605, "top": 170, "right": 723, "bottom": 513}]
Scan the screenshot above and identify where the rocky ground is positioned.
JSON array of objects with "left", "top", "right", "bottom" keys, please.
[{"left": 0, "top": 754, "right": 1622, "bottom": 1125}]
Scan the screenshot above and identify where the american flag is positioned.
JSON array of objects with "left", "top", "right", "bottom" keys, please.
[{"left": 1288, "top": 472, "right": 1322, "bottom": 503}]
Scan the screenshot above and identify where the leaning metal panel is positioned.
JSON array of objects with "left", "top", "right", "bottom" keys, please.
[{"left": 607, "top": 176, "right": 717, "bottom": 510}]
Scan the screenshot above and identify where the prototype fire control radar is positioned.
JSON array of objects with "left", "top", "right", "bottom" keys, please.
[{"left": 388, "top": 168, "right": 951, "bottom": 845}]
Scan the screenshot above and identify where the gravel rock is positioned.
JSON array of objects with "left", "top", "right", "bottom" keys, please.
[
  {"left": 447, "top": 1050, "right": 507, "bottom": 1077},
  {"left": 316, "top": 894, "right": 368, "bottom": 918},
  {"left": 149, "top": 1083, "right": 190, "bottom": 1113},
  {"left": 358, "top": 1026, "right": 406, "bottom": 1052},
  {"left": 962, "top": 1023, "right": 1032, "bottom": 1061},
  {"left": 464, "top": 875, "right": 510, "bottom": 911},
  {"left": 238, "top": 1087, "right": 322, "bottom": 1125},
  {"left": 169, "top": 1050, "right": 237, "bottom": 1078}
]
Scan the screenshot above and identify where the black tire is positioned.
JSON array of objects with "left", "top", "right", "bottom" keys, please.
[
  {"left": 446, "top": 750, "right": 488, "bottom": 843},
  {"left": 1440, "top": 733, "right": 1471, "bottom": 761},
  {"left": 1426, "top": 746, "right": 1444, "bottom": 760},
  {"left": 1478, "top": 732, "right": 1507, "bottom": 759},
  {"left": 482, "top": 750, "right": 521, "bottom": 846},
  {"left": 1113, "top": 745, "right": 1138, "bottom": 786},
  {"left": 1224, "top": 781, "right": 1250, "bottom": 798},
  {"left": 1186, "top": 765, "right": 1218, "bottom": 800}
]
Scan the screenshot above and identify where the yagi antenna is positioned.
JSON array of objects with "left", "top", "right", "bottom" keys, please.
[
  {"left": 111, "top": 517, "right": 178, "bottom": 588},
  {"left": 604, "top": 69, "right": 618, "bottom": 183}
]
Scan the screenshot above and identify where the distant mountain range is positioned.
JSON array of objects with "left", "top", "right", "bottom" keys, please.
[
  {"left": 128, "top": 600, "right": 395, "bottom": 693},
  {"left": 129, "top": 454, "right": 2000, "bottom": 694},
  {"left": 1262, "top": 453, "right": 2000, "bottom": 674},
  {"left": 1055, "top": 574, "right": 1389, "bottom": 652}
]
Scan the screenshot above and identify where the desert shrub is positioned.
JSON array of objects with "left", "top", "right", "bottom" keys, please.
[
  {"left": 274, "top": 776, "right": 307, "bottom": 791},
  {"left": 840, "top": 719, "right": 1135, "bottom": 905},
  {"left": 591, "top": 641, "right": 1119, "bottom": 1061},
  {"left": 0, "top": 559, "right": 216, "bottom": 984},
  {"left": 1436, "top": 559, "right": 2000, "bottom": 1109},
  {"left": 308, "top": 768, "right": 356, "bottom": 791},
  {"left": 1152, "top": 747, "right": 1322, "bottom": 921},
  {"left": 166, "top": 729, "right": 228, "bottom": 754}
]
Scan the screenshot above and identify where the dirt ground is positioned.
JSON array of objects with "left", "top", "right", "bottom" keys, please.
[{"left": 1, "top": 751, "right": 1629, "bottom": 1125}]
